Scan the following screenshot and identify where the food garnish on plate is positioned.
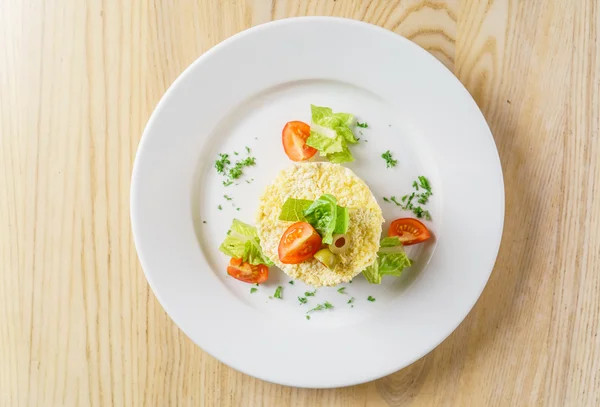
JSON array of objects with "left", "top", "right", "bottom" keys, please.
[{"left": 217, "top": 105, "right": 433, "bottom": 287}]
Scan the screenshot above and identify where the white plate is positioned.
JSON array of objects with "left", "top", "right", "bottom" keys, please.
[{"left": 131, "top": 17, "right": 504, "bottom": 388}]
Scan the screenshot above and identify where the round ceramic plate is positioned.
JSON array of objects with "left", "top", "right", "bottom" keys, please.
[{"left": 131, "top": 17, "right": 504, "bottom": 388}]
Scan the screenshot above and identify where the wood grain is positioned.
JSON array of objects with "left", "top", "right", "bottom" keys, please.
[{"left": 1, "top": 0, "right": 598, "bottom": 406}]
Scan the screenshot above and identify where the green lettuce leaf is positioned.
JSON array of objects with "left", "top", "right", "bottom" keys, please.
[
  {"left": 327, "top": 144, "right": 355, "bottom": 164},
  {"left": 380, "top": 236, "right": 403, "bottom": 247},
  {"left": 362, "top": 237, "right": 413, "bottom": 284},
  {"left": 302, "top": 194, "right": 338, "bottom": 244},
  {"left": 305, "top": 105, "right": 358, "bottom": 163},
  {"left": 305, "top": 131, "right": 344, "bottom": 154},
  {"left": 219, "top": 219, "right": 273, "bottom": 266},
  {"left": 278, "top": 198, "right": 349, "bottom": 235},
  {"left": 337, "top": 126, "right": 359, "bottom": 144},
  {"left": 243, "top": 240, "right": 274, "bottom": 266},
  {"left": 279, "top": 198, "right": 313, "bottom": 221},
  {"left": 333, "top": 206, "right": 349, "bottom": 235},
  {"left": 362, "top": 261, "right": 382, "bottom": 284},
  {"left": 311, "top": 106, "right": 354, "bottom": 130},
  {"left": 230, "top": 218, "right": 258, "bottom": 238},
  {"left": 378, "top": 251, "right": 412, "bottom": 276}
]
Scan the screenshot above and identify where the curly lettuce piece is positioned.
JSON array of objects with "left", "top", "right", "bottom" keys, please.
[
  {"left": 362, "top": 236, "right": 413, "bottom": 283},
  {"left": 306, "top": 105, "right": 358, "bottom": 163},
  {"left": 279, "top": 197, "right": 349, "bottom": 235},
  {"left": 219, "top": 219, "right": 273, "bottom": 266},
  {"left": 302, "top": 194, "right": 338, "bottom": 244}
]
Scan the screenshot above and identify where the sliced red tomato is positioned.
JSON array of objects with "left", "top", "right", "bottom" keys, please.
[
  {"left": 278, "top": 221, "right": 322, "bottom": 264},
  {"left": 282, "top": 121, "right": 318, "bottom": 162},
  {"left": 227, "top": 258, "right": 269, "bottom": 284},
  {"left": 388, "top": 218, "right": 432, "bottom": 246}
]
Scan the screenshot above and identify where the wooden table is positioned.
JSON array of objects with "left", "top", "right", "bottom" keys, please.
[{"left": 1, "top": 1, "right": 599, "bottom": 406}]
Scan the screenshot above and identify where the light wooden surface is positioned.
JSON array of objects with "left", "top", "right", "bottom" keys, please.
[{"left": 1, "top": 0, "right": 599, "bottom": 406}]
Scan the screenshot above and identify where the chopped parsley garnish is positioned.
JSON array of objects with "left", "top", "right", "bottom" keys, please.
[
  {"left": 412, "top": 208, "right": 429, "bottom": 220},
  {"left": 305, "top": 290, "right": 316, "bottom": 297},
  {"left": 337, "top": 287, "right": 346, "bottom": 294},
  {"left": 356, "top": 122, "right": 368, "bottom": 128},
  {"left": 367, "top": 296, "right": 376, "bottom": 302},
  {"left": 228, "top": 166, "right": 242, "bottom": 180},
  {"left": 308, "top": 304, "right": 324, "bottom": 313},
  {"left": 413, "top": 207, "right": 425, "bottom": 218},
  {"left": 224, "top": 195, "right": 232, "bottom": 201},
  {"left": 250, "top": 287, "right": 257, "bottom": 294},
  {"left": 416, "top": 176, "right": 433, "bottom": 206},
  {"left": 382, "top": 176, "right": 433, "bottom": 219},
  {"left": 236, "top": 208, "right": 241, "bottom": 211},
  {"left": 228, "top": 157, "right": 255, "bottom": 181},
  {"left": 274, "top": 286, "right": 283, "bottom": 299},
  {"left": 381, "top": 150, "right": 398, "bottom": 168},
  {"left": 307, "top": 301, "right": 333, "bottom": 313},
  {"left": 215, "top": 151, "right": 257, "bottom": 186},
  {"left": 306, "top": 315, "right": 310, "bottom": 320},
  {"left": 289, "top": 280, "right": 294, "bottom": 285},
  {"left": 347, "top": 297, "right": 355, "bottom": 304},
  {"left": 214, "top": 153, "right": 230, "bottom": 174},
  {"left": 298, "top": 297, "right": 307, "bottom": 304},
  {"left": 217, "top": 205, "right": 222, "bottom": 210},
  {"left": 418, "top": 176, "right": 432, "bottom": 192},
  {"left": 239, "top": 156, "right": 256, "bottom": 167}
]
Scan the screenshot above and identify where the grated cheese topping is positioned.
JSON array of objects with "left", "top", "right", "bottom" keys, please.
[{"left": 256, "top": 162, "right": 383, "bottom": 287}]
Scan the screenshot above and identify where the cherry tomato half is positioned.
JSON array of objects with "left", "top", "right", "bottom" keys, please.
[
  {"left": 227, "top": 258, "right": 269, "bottom": 284},
  {"left": 282, "top": 121, "right": 318, "bottom": 162},
  {"left": 278, "top": 221, "right": 322, "bottom": 264},
  {"left": 388, "top": 218, "right": 432, "bottom": 246}
]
